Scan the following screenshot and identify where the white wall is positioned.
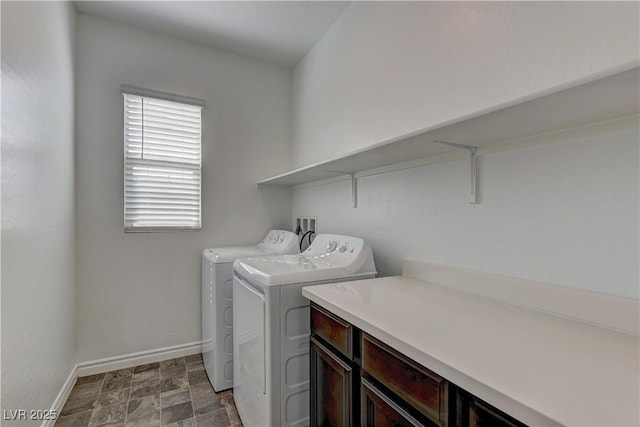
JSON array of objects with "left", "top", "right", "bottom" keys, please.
[
  {"left": 75, "top": 14, "right": 292, "bottom": 362},
  {"left": 292, "top": 2, "right": 640, "bottom": 167},
  {"left": 291, "top": 2, "right": 640, "bottom": 300},
  {"left": 1, "top": 1, "right": 77, "bottom": 422},
  {"left": 294, "top": 123, "right": 639, "bottom": 299}
]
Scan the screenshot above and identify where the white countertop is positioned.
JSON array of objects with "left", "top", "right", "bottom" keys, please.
[{"left": 302, "top": 276, "right": 640, "bottom": 427}]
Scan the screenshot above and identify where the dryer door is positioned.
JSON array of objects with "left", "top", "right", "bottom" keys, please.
[
  {"left": 233, "top": 275, "right": 269, "bottom": 426},
  {"left": 234, "top": 276, "right": 266, "bottom": 394}
]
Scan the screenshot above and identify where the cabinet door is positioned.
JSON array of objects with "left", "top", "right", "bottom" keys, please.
[
  {"left": 468, "top": 396, "right": 526, "bottom": 427},
  {"left": 310, "top": 336, "right": 353, "bottom": 427},
  {"left": 361, "top": 378, "right": 427, "bottom": 427}
]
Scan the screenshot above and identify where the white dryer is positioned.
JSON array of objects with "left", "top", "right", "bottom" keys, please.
[
  {"left": 202, "top": 230, "right": 299, "bottom": 392},
  {"left": 232, "top": 234, "right": 376, "bottom": 427}
]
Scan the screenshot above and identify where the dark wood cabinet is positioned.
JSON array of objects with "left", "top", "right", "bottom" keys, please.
[
  {"left": 310, "top": 336, "right": 354, "bottom": 427},
  {"left": 309, "top": 302, "right": 527, "bottom": 427},
  {"left": 311, "top": 303, "right": 354, "bottom": 358},
  {"left": 310, "top": 304, "right": 358, "bottom": 427},
  {"left": 361, "top": 333, "right": 449, "bottom": 427},
  {"left": 361, "top": 378, "right": 427, "bottom": 427},
  {"left": 466, "top": 395, "right": 526, "bottom": 427}
]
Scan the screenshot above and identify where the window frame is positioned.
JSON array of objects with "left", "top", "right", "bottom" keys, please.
[{"left": 121, "top": 85, "right": 205, "bottom": 233}]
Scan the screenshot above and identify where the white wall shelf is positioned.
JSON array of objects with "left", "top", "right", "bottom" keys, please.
[{"left": 258, "top": 66, "right": 639, "bottom": 189}]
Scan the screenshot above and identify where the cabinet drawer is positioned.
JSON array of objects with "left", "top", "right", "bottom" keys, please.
[
  {"left": 468, "top": 395, "right": 526, "bottom": 427},
  {"left": 361, "top": 377, "right": 427, "bottom": 427},
  {"left": 362, "top": 333, "right": 449, "bottom": 427},
  {"left": 311, "top": 304, "right": 353, "bottom": 358}
]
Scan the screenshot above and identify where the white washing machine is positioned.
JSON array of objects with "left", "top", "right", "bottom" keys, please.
[
  {"left": 202, "top": 230, "right": 299, "bottom": 392},
  {"left": 232, "top": 234, "right": 376, "bottom": 427}
]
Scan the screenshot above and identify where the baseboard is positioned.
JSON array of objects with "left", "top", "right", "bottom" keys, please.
[
  {"left": 44, "top": 342, "right": 203, "bottom": 425},
  {"left": 43, "top": 365, "right": 77, "bottom": 427},
  {"left": 76, "top": 340, "right": 203, "bottom": 377}
]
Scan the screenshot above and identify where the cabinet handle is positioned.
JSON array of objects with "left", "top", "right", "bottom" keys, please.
[{"left": 361, "top": 377, "right": 426, "bottom": 427}]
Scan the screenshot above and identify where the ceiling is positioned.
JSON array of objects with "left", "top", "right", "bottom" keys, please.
[{"left": 74, "top": 1, "right": 350, "bottom": 68}]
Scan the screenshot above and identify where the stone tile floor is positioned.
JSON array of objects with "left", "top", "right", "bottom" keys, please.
[{"left": 55, "top": 354, "right": 242, "bottom": 427}]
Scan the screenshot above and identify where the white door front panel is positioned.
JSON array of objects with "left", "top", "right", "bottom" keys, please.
[
  {"left": 233, "top": 276, "right": 269, "bottom": 426},
  {"left": 281, "top": 283, "right": 311, "bottom": 427},
  {"left": 202, "top": 255, "right": 215, "bottom": 384},
  {"left": 202, "top": 254, "right": 235, "bottom": 392},
  {"left": 221, "top": 265, "right": 234, "bottom": 387}
]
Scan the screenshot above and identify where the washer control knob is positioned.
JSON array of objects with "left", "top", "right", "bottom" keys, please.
[
  {"left": 269, "top": 234, "right": 279, "bottom": 243},
  {"left": 326, "top": 241, "right": 337, "bottom": 253},
  {"left": 338, "top": 244, "right": 347, "bottom": 253}
]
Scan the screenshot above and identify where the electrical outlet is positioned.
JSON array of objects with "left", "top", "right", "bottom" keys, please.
[
  {"left": 295, "top": 217, "right": 317, "bottom": 251},
  {"left": 295, "top": 216, "right": 317, "bottom": 235}
]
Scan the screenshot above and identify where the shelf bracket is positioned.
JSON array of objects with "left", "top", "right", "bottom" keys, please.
[
  {"left": 433, "top": 140, "right": 478, "bottom": 204},
  {"left": 351, "top": 174, "right": 358, "bottom": 208},
  {"left": 323, "top": 170, "right": 359, "bottom": 208}
]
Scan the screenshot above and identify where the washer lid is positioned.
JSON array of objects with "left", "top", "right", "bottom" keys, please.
[
  {"left": 233, "top": 234, "right": 377, "bottom": 287},
  {"left": 203, "top": 230, "right": 300, "bottom": 263},
  {"left": 233, "top": 255, "right": 351, "bottom": 287},
  {"left": 203, "top": 246, "right": 273, "bottom": 264}
]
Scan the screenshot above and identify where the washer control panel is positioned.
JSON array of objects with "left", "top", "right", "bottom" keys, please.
[
  {"left": 259, "top": 230, "right": 300, "bottom": 253},
  {"left": 305, "top": 234, "right": 365, "bottom": 267},
  {"left": 323, "top": 239, "right": 357, "bottom": 254},
  {"left": 326, "top": 240, "right": 338, "bottom": 253}
]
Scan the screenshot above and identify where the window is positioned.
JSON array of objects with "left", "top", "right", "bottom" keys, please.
[{"left": 122, "top": 87, "right": 204, "bottom": 231}]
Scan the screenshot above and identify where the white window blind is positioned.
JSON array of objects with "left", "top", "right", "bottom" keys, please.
[{"left": 123, "top": 92, "right": 202, "bottom": 231}]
